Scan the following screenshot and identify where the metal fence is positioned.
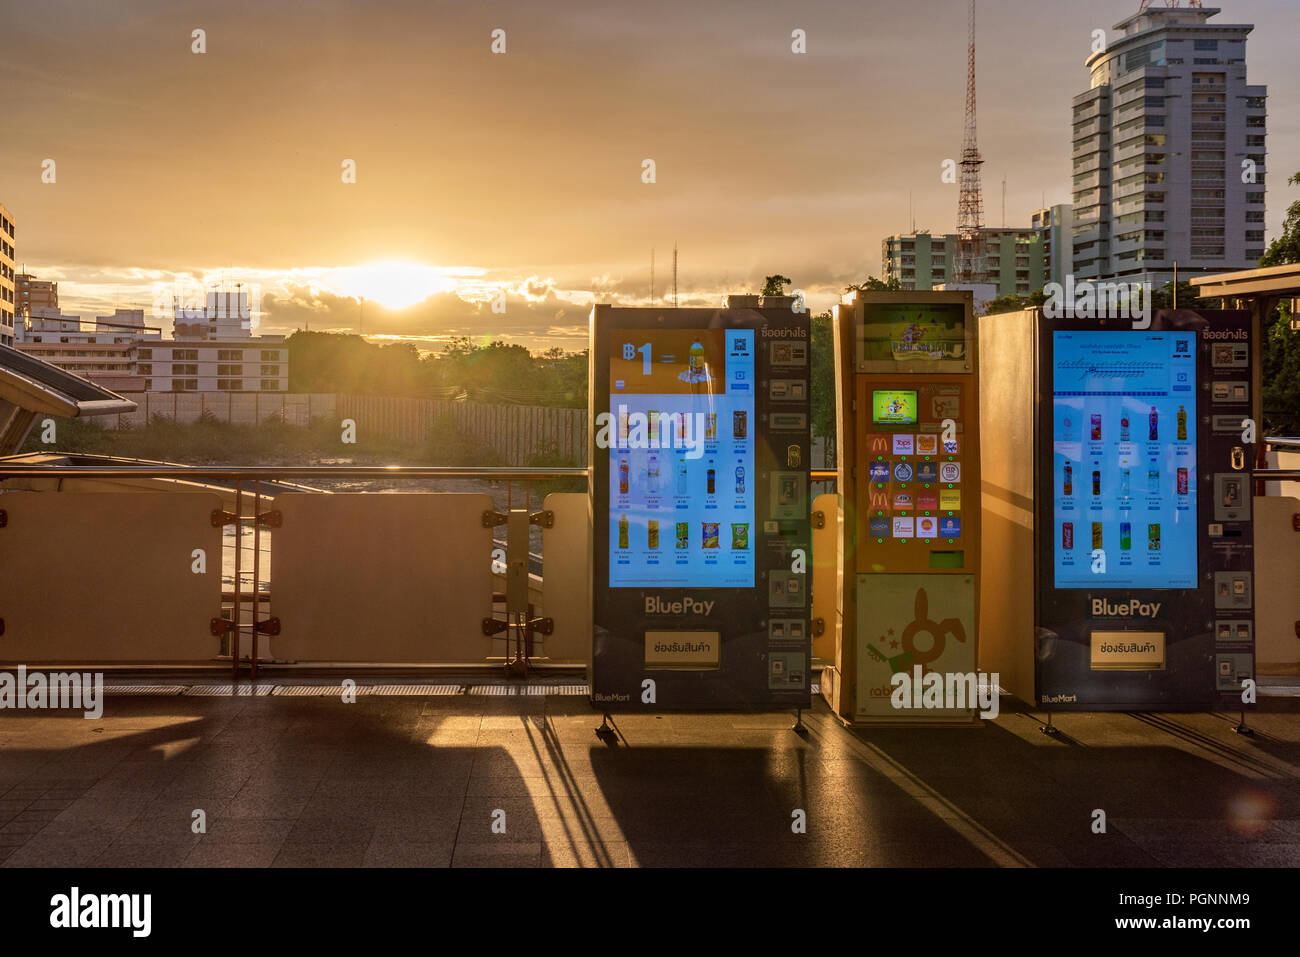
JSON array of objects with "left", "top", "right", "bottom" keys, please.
[{"left": 107, "top": 392, "right": 336, "bottom": 428}]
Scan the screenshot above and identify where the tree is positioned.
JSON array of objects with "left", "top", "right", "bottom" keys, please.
[
  {"left": 844, "top": 276, "right": 902, "bottom": 294},
  {"left": 761, "top": 274, "right": 792, "bottom": 297},
  {"left": 1258, "top": 170, "right": 1300, "bottom": 436},
  {"left": 984, "top": 290, "right": 1047, "bottom": 316}
]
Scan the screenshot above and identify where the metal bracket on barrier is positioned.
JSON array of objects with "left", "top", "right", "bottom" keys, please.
[
  {"left": 1292, "top": 513, "right": 1300, "bottom": 532},
  {"left": 812, "top": 510, "right": 825, "bottom": 529},
  {"left": 812, "top": 618, "right": 825, "bottom": 638},
  {"left": 211, "top": 616, "right": 281, "bottom": 636},
  {"left": 528, "top": 617, "right": 554, "bottom": 635},
  {"left": 257, "top": 510, "right": 282, "bottom": 528},
  {"left": 481, "top": 510, "right": 508, "bottom": 528},
  {"left": 210, "top": 509, "right": 237, "bottom": 528},
  {"left": 0, "top": 508, "right": 7, "bottom": 528},
  {"left": 529, "top": 510, "right": 555, "bottom": 529},
  {"left": 482, "top": 617, "right": 509, "bottom": 636}
]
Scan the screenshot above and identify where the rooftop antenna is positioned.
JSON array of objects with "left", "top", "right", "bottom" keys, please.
[
  {"left": 672, "top": 242, "right": 678, "bottom": 307},
  {"left": 909, "top": 190, "right": 914, "bottom": 234},
  {"left": 650, "top": 248, "right": 655, "bottom": 304},
  {"left": 1002, "top": 175, "right": 1006, "bottom": 228}
]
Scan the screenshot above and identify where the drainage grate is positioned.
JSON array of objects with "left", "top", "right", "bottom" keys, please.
[
  {"left": 102, "top": 685, "right": 187, "bottom": 696},
  {"left": 181, "top": 684, "right": 274, "bottom": 696},
  {"left": 467, "top": 685, "right": 517, "bottom": 696},
  {"left": 523, "top": 684, "right": 590, "bottom": 696},
  {"left": 271, "top": 685, "right": 357, "bottom": 696},
  {"left": 368, "top": 684, "right": 464, "bottom": 696}
]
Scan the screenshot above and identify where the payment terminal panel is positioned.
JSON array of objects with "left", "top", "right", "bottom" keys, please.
[
  {"left": 1035, "top": 310, "right": 1256, "bottom": 710},
  {"left": 834, "top": 291, "right": 981, "bottom": 723},
  {"left": 589, "top": 303, "right": 811, "bottom": 710}
]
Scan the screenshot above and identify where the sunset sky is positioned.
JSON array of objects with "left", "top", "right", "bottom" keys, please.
[{"left": 2, "top": 0, "right": 1296, "bottom": 351}]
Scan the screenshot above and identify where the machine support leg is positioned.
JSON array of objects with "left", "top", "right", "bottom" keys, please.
[
  {"left": 1039, "top": 711, "right": 1059, "bottom": 736},
  {"left": 1233, "top": 709, "right": 1254, "bottom": 736},
  {"left": 792, "top": 707, "right": 807, "bottom": 734}
]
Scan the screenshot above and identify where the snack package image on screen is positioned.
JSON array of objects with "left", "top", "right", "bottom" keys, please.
[
  {"left": 608, "top": 328, "right": 755, "bottom": 588},
  {"left": 1052, "top": 330, "right": 1197, "bottom": 588}
]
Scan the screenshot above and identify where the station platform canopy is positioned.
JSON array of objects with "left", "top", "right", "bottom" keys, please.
[{"left": 0, "top": 344, "right": 137, "bottom": 455}]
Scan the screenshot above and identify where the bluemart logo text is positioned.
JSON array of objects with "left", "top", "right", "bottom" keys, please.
[
  {"left": 50, "top": 887, "right": 151, "bottom": 937},
  {"left": 890, "top": 667, "right": 1000, "bottom": 719},
  {"left": 0, "top": 666, "right": 103, "bottom": 719},
  {"left": 645, "top": 596, "right": 715, "bottom": 616},
  {"left": 1092, "top": 597, "right": 1162, "bottom": 618}
]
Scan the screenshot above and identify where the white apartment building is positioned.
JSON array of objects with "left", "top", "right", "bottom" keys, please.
[
  {"left": 1072, "top": 5, "right": 1267, "bottom": 288},
  {"left": 135, "top": 338, "right": 288, "bottom": 393}
]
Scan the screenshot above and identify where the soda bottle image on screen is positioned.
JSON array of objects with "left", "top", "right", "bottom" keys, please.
[
  {"left": 1148, "top": 465, "right": 1159, "bottom": 494},
  {"left": 733, "top": 411, "right": 747, "bottom": 439},
  {"left": 1120, "top": 415, "right": 1130, "bottom": 441},
  {"left": 1121, "top": 469, "right": 1131, "bottom": 498},
  {"left": 1177, "top": 404, "right": 1187, "bottom": 441},
  {"left": 618, "top": 514, "right": 629, "bottom": 549},
  {"left": 619, "top": 459, "right": 629, "bottom": 495},
  {"left": 676, "top": 459, "right": 688, "bottom": 495},
  {"left": 675, "top": 522, "right": 689, "bottom": 549},
  {"left": 648, "top": 520, "right": 659, "bottom": 549},
  {"left": 649, "top": 410, "right": 660, "bottom": 438},
  {"left": 1063, "top": 462, "right": 1073, "bottom": 495},
  {"left": 1092, "top": 470, "right": 1101, "bottom": 496},
  {"left": 647, "top": 453, "right": 660, "bottom": 493},
  {"left": 1090, "top": 414, "right": 1101, "bottom": 441},
  {"left": 1149, "top": 406, "right": 1159, "bottom": 441},
  {"left": 735, "top": 466, "right": 746, "bottom": 495},
  {"left": 1091, "top": 522, "right": 1103, "bottom": 550},
  {"left": 1177, "top": 467, "right": 1188, "bottom": 495},
  {"left": 1062, "top": 522, "right": 1074, "bottom": 550},
  {"left": 689, "top": 341, "right": 705, "bottom": 374},
  {"left": 707, "top": 468, "right": 716, "bottom": 494},
  {"left": 1148, "top": 523, "right": 1161, "bottom": 551},
  {"left": 1120, "top": 521, "right": 1131, "bottom": 550}
]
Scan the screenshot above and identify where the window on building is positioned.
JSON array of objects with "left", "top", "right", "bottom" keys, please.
[
  {"left": 174, "top": 363, "right": 198, "bottom": 376},
  {"left": 137, "top": 348, "right": 152, "bottom": 359},
  {"left": 173, "top": 379, "right": 198, "bottom": 391},
  {"left": 217, "top": 379, "right": 242, "bottom": 391},
  {"left": 173, "top": 349, "right": 198, "bottom": 361},
  {"left": 261, "top": 379, "right": 280, "bottom": 391},
  {"left": 138, "top": 363, "right": 152, "bottom": 374}
]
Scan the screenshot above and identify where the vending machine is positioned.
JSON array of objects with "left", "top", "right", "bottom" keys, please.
[
  {"left": 1036, "top": 310, "right": 1256, "bottom": 710},
  {"left": 823, "top": 290, "right": 982, "bottom": 723},
  {"left": 589, "top": 298, "right": 812, "bottom": 710}
]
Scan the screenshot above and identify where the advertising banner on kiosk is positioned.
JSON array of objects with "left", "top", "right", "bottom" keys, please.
[
  {"left": 589, "top": 303, "right": 811, "bottom": 711},
  {"left": 1035, "top": 310, "right": 1256, "bottom": 710}
]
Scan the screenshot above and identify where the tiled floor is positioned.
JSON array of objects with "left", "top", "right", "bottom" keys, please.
[{"left": 1, "top": 683, "right": 1298, "bottom": 867}]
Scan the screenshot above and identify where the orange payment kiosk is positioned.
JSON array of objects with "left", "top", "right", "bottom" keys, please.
[{"left": 821, "top": 290, "right": 982, "bottom": 723}]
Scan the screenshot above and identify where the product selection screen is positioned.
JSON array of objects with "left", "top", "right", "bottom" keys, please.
[
  {"left": 608, "top": 328, "right": 755, "bottom": 587},
  {"left": 1052, "top": 330, "right": 1197, "bottom": 588}
]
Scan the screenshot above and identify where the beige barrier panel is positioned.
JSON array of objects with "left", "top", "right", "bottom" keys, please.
[
  {"left": 811, "top": 492, "right": 840, "bottom": 663},
  {"left": 1253, "top": 496, "right": 1300, "bottom": 675},
  {"left": 976, "top": 307, "right": 1037, "bottom": 704},
  {"left": 539, "top": 492, "right": 592, "bottom": 664},
  {"left": 1, "top": 491, "right": 223, "bottom": 662},
  {"left": 271, "top": 492, "right": 495, "bottom": 663}
]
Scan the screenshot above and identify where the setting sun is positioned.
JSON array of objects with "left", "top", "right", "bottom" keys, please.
[{"left": 321, "top": 261, "right": 478, "bottom": 310}]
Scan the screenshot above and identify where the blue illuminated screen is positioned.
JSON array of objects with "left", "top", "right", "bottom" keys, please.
[{"left": 1052, "top": 330, "right": 1197, "bottom": 589}]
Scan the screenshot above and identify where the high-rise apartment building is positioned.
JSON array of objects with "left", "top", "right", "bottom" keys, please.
[
  {"left": 1072, "top": 5, "right": 1267, "bottom": 288},
  {"left": 0, "top": 204, "right": 15, "bottom": 347},
  {"left": 15, "top": 273, "right": 58, "bottom": 317}
]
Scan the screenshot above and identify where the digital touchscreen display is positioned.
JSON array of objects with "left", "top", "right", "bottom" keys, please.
[
  {"left": 873, "top": 390, "right": 918, "bottom": 425},
  {"left": 1052, "top": 330, "right": 1197, "bottom": 589},
  {"left": 608, "top": 328, "right": 755, "bottom": 587}
]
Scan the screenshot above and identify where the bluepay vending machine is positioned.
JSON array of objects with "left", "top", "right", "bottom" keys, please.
[
  {"left": 1036, "top": 310, "right": 1257, "bottom": 710},
  {"left": 589, "top": 299, "right": 812, "bottom": 710}
]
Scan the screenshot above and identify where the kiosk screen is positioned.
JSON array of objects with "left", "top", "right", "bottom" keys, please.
[
  {"left": 1051, "top": 330, "right": 1197, "bottom": 589},
  {"left": 607, "top": 328, "right": 755, "bottom": 588}
]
